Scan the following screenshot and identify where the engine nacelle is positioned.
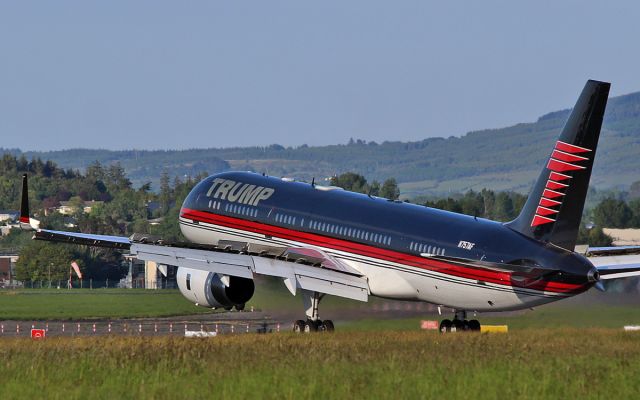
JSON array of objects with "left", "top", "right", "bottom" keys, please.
[{"left": 176, "top": 268, "right": 255, "bottom": 310}]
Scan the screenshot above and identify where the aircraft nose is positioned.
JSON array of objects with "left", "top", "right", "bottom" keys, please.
[{"left": 587, "top": 267, "right": 600, "bottom": 282}]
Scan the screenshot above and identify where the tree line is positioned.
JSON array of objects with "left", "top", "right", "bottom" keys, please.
[
  {"left": 2, "top": 157, "right": 638, "bottom": 281},
  {"left": 0, "top": 154, "right": 200, "bottom": 282}
]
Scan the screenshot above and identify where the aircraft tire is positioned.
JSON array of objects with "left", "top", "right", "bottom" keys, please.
[
  {"left": 322, "top": 320, "right": 335, "bottom": 332},
  {"left": 304, "top": 320, "right": 319, "bottom": 333},
  {"left": 468, "top": 320, "right": 481, "bottom": 332},
  {"left": 452, "top": 319, "right": 464, "bottom": 332},
  {"left": 439, "top": 319, "right": 452, "bottom": 333},
  {"left": 293, "top": 320, "right": 306, "bottom": 333}
]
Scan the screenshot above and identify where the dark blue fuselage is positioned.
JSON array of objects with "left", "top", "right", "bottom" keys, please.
[{"left": 182, "top": 172, "right": 594, "bottom": 290}]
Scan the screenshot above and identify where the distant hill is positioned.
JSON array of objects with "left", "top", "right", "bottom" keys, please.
[{"left": 3, "top": 90, "right": 640, "bottom": 196}]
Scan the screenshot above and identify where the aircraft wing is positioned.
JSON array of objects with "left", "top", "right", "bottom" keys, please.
[{"left": 32, "top": 229, "right": 369, "bottom": 302}]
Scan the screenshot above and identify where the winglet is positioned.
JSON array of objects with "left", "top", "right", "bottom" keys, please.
[{"left": 19, "top": 174, "right": 40, "bottom": 230}]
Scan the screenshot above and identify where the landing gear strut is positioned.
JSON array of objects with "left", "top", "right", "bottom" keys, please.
[
  {"left": 292, "top": 290, "right": 335, "bottom": 333},
  {"left": 439, "top": 310, "right": 481, "bottom": 333}
]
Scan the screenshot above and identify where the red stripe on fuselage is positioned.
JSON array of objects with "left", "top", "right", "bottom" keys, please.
[{"left": 180, "top": 208, "right": 586, "bottom": 294}]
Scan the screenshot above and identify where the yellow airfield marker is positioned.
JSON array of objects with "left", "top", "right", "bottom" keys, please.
[{"left": 480, "top": 325, "right": 508, "bottom": 333}]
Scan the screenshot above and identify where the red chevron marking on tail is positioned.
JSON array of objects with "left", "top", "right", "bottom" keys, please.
[{"left": 555, "top": 141, "right": 592, "bottom": 154}]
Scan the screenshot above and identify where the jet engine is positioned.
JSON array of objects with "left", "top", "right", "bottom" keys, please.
[{"left": 176, "top": 268, "right": 255, "bottom": 310}]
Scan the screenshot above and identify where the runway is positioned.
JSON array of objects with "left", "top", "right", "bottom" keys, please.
[{"left": 0, "top": 311, "right": 282, "bottom": 337}]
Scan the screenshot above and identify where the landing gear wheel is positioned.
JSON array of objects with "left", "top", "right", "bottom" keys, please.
[
  {"left": 322, "top": 320, "right": 335, "bottom": 332},
  {"left": 452, "top": 319, "right": 464, "bottom": 332},
  {"left": 235, "top": 303, "right": 245, "bottom": 311},
  {"left": 304, "top": 320, "right": 319, "bottom": 333},
  {"left": 293, "top": 320, "right": 306, "bottom": 333},
  {"left": 468, "top": 320, "right": 481, "bottom": 332},
  {"left": 439, "top": 319, "right": 452, "bottom": 333}
]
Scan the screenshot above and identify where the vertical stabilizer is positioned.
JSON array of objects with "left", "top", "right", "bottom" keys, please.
[{"left": 506, "top": 80, "right": 610, "bottom": 251}]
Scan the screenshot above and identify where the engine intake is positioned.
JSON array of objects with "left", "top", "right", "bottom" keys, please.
[{"left": 177, "top": 268, "right": 255, "bottom": 310}]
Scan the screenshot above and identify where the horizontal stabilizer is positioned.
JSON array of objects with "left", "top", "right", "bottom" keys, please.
[{"left": 589, "top": 253, "right": 640, "bottom": 280}]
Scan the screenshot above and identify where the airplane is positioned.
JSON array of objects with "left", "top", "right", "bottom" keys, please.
[{"left": 19, "top": 79, "right": 640, "bottom": 333}]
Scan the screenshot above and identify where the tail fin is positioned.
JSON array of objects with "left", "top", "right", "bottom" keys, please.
[
  {"left": 506, "top": 80, "right": 610, "bottom": 251},
  {"left": 19, "top": 174, "right": 40, "bottom": 230}
]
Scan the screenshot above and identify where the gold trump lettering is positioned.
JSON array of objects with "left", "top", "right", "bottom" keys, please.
[{"left": 206, "top": 178, "right": 275, "bottom": 206}]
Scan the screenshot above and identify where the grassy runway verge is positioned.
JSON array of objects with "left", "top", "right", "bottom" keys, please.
[
  {"left": 0, "top": 289, "right": 211, "bottom": 320},
  {"left": 1, "top": 330, "right": 639, "bottom": 399}
]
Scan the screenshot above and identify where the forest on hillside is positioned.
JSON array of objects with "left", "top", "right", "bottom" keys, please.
[{"left": 2, "top": 90, "right": 639, "bottom": 196}]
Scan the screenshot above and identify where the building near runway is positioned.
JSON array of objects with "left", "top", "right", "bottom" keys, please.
[
  {"left": 120, "top": 255, "right": 177, "bottom": 289},
  {"left": 0, "top": 251, "right": 18, "bottom": 287}
]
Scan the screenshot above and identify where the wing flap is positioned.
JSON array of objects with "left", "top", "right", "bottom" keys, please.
[
  {"left": 252, "top": 257, "right": 369, "bottom": 301},
  {"left": 131, "top": 243, "right": 254, "bottom": 280}
]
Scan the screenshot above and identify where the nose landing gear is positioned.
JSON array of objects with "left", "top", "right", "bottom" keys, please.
[
  {"left": 292, "top": 290, "right": 335, "bottom": 333},
  {"left": 439, "top": 310, "right": 481, "bottom": 333}
]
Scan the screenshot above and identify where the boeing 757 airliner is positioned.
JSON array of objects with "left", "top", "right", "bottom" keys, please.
[{"left": 20, "top": 80, "right": 640, "bottom": 332}]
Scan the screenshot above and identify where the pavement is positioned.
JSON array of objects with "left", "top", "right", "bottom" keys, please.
[{"left": 0, "top": 311, "right": 283, "bottom": 338}]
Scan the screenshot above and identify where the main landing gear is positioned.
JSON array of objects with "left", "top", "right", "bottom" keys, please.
[
  {"left": 292, "top": 290, "right": 335, "bottom": 333},
  {"left": 439, "top": 310, "right": 481, "bottom": 333}
]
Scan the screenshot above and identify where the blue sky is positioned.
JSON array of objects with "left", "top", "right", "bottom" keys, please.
[{"left": 1, "top": 1, "right": 639, "bottom": 151}]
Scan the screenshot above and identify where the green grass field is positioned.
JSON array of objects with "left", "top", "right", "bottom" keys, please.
[
  {"left": 0, "top": 289, "right": 211, "bottom": 320},
  {"left": 342, "top": 304, "right": 640, "bottom": 331},
  {"left": 1, "top": 288, "right": 640, "bottom": 399},
  {"left": 0, "top": 330, "right": 639, "bottom": 399}
]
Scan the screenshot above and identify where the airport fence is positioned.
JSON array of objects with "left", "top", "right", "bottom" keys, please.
[
  {"left": 0, "top": 319, "right": 281, "bottom": 338},
  {"left": 6, "top": 279, "right": 177, "bottom": 290}
]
